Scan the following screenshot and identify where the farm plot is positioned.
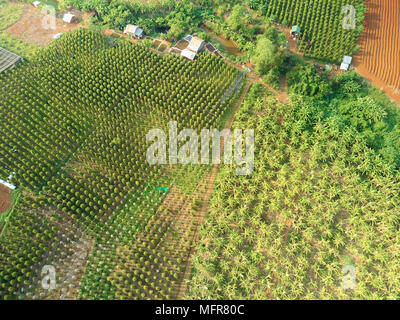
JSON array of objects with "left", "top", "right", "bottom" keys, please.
[
  {"left": 188, "top": 80, "right": 400, "bottom": 300},
  {"left": 257, "top": 0, "right": 365, "bottom": 62},
  {"left": 0, "top": 28, "right": 242, "bottom": 299},
  {"left": 0, "top": 185, "right": 11, "bottom": 214},
  {"left": 5, "top": 5, "right": 83, "bottom": 47},
  {"left": 353, "top": 0, "right": 400, "bottom": 106}
]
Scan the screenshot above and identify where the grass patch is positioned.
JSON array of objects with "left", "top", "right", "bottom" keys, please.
[
  {"left": 0, "top": 2, "right": 24, "bottom": 31},
  {"left": 0, "top": 31, "right": 40, "bottom": 59}
]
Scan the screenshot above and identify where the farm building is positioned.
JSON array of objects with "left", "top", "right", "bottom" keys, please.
[
  {"left": 62, "top": 13, "right": 76, "bottom": 24},
  {"left": 53, "top": 33, "right": 63, "bottom": 39},
  {"left": 32, "top": 1, "right": 41, "bottom": 7},
  {"left": 124, "top": 25, "right": 144, "bottom": 39},
  {"left": 0, "top": 47, "right": 21, "bottom": 73},
  {"left": 187, "top": 36, "right": 205, "bottom": 53},
  {"left": 181, "top": 49, "right": 196, "bottom": 61},
  {"left": 340, "top": 55, "right": 353, "bottom": 71},
  {"left": 291, "top": 25, "right": 301, "bottom": 37},
  {"left": 178, "top": 36, "right": 205, "bottom": 61}
]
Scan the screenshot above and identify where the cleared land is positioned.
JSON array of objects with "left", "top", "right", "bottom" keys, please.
[
  {"left": 0, "top": 185, "right": 11, "bottom": 214},
  {"left": 5, "top": 5, "right": 84, "bottom": 46},
  {"left": 354, "top": 0, "right": 400, "bottom": 105}
]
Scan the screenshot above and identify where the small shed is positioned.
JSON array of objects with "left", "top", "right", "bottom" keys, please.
[
  {"left": 340, "top": 63, "right": 350, "bottom": 71},
  {"left": 124, "top": 24, "right": 144, "bottom": 39},
  {"left": 62, "top": 13, "right": 76, "bottom": 24},
  {"left": 32, "top": 1, "right": 41, "bottom": 7},
  {"left": 53, "top": 33, "right": 63, "bottom": 39},
  {"left": 343, "top": 56, "right": 352, "bottom": 65},
  {"left": 340, "top": 56, "right": 353, "bottom": 71},
  {"left": 181, "top": 49, "right": 196, "bottom": 61},
  {"left": 291, "top": 25, "right": 301, "bottom": 36},
  {"left": 187, "top": 36, "right": 205, "bottom": 53}
]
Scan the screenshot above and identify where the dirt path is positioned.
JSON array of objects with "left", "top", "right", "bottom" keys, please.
[
  {"left": 0, "top": 185, "right": 11, "bottom": 214},
  {"left": 178, "top": 79, "right": 252, "bottom": 298},
  {"left": 5, "top": 6, "right": 89, "bottom": 47},
  {"left": 353, "top": 0, "right": 400, "bottom": 106}
]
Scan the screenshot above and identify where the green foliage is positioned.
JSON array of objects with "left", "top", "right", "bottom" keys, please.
[
  {"left": 287, "top": 64, "right": 331, "bottom": 99},
  {"left": 0, "top": 2, "right": 24, "bottom": 30},
  {"left": 0, "top": 31, "right": 40, "bottom": 60},
  {"left": 0, "top": 28, "right": 241, "bottom": 299},
  {"left": 227, "top": 4, "right": 246, "bottom": 31},
  {"left": 255, "top": 0, "right": 365, "bottom": 62},
  {"left": 188, "top": 80, "right": 400, "bottom": 300}
]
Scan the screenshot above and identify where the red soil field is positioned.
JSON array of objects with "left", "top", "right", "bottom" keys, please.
[
  {"left": 353, "top": 0, "right": 400, "bottom": 106},
  {"left": 5, "top": 6, "right": 85, "bottom": 47},
  {"left": 0, "top": 185, "right": 11, "bottom": 214}
]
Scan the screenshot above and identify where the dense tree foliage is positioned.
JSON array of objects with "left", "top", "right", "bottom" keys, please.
[
  {"left": 0, "top": 29, "right": 242, "bottom": 299},
  {"left": 188, "top": 78, "right": 400, "bottom": 299}
]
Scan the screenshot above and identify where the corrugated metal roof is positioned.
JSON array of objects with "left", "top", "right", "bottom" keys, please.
[
  {"left": 187, "top": 37, "right": 204, "bottom": 52},
  {"left": 0, "top": 47, "right": 21, "bottom": 73},
  {"left": 181, "top": 49, "right": 196, "bottom": 61},
  {"left": 124, "top": 25, "right": 143, "bottom": 36}
]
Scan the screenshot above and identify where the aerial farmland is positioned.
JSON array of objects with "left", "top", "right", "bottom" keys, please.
[{"left": 0, "top": 0, "right": 400, "bottom": 304}]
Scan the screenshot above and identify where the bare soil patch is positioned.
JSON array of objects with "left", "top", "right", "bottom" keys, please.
[
  {"left": 354, "top": 0, "right": 400, "bottom": 106},
  {"left": 5, "top": 6, "right": 86, "bottom": 47},
  {"left": 0, "top": 184, "right": 11, "bottom": 214}
]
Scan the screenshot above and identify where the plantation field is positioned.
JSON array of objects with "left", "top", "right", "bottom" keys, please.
[
  {"left": 251, "top": 0, "right": 365, "bottom": 62},
  {"left": 0, "top": 28, "right": 243, "bottom": 299},
  {"left": 0, "top": 186, "right": 11, "bottom": 215},
  {"left": 188, "top": 70, "right": 400, "bottom": 299},
  {"left": 353, "top": 0, "right": 400, "bottom": 106}
]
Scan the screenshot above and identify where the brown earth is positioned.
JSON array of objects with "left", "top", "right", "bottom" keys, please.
[
  {"left": 353, "top": 0, "right": 400, "bottom": 106},
  {"left": 5, "top": 5, "right": 88, "bottom": 47},
  {"left": 0, "top": 184, "right": 11, "bottom": 214}
]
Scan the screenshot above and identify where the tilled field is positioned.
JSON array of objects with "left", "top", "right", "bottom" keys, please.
[{"left": 354, "top": 0, "right": 400, "bottom": 105}]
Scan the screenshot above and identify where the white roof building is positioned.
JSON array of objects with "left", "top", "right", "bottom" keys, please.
[
  {"left": 53, "top": 33, "right": 63, "bottom": 39},
  {"left": 181, "top": 49, "right": 196, "bottom": 61},
  {"left": 343, "top": 56, "right": 353, "bottom": 64},
  {"left": 187, "top": 36, "right": 205, "bottom": 53},
  {"left": 63, "top": 13, "right": 75, "bottom": 24},
  {"left": 340, "top": 63, "right": 350, "bottom": 71},
  {"left": 32, "top": 1, "right": 41, "bottom": 7},
  {"left": 340, "top": 56, "right": 353, "bottom": 71},
  {"left": 124, "top": 25, "right": 144, "bottom": 38}
]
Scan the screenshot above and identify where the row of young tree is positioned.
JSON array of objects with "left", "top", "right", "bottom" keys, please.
[
  {"left": 188, "top": 68, "right": 400, "bottom": 299},
  {"left": 248, "top": 0, "right": 366, "bottom": 62},
  {"left": 0, "top": 28, "right": 241, "bottom": 299}
]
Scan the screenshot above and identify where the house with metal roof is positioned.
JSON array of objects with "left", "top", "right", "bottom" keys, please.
[
  {"left": 340, "top": 55, "right": 353, "bottom": 71},
  {"left": 62, "top": 13, "right": 76, "bottom": 23},
  {"left": 187, "top": 36, "right": 205, "bottom": 53},
  {"left": 0, "top": 47, "right": 21, "bottom": 73},
  {"left": 291, "top": 25, "right": 301, "bottom": 36},
  {"left": 124, "top": 25, "right": 144, "bottom": 39}
]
